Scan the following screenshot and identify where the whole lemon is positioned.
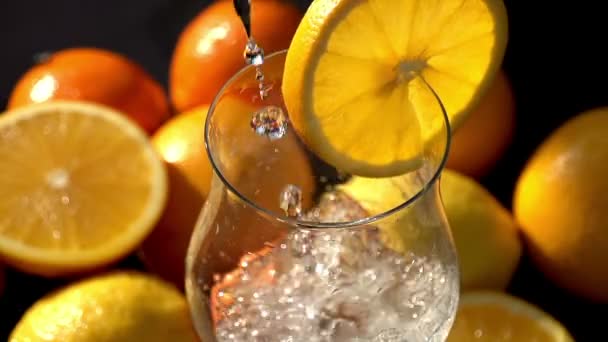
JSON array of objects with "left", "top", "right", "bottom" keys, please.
[
  {"left": 337, "top": 169, "right": 522, "bottom": 290},
  {"left": 9, "top": 272, "right": 198, "bottom": 342},
  {"left": 514, "top": 108, "right": 608, "bottom": 302},
  {"left": 441, "top": 169, "right": 522, "bottom": 290}
]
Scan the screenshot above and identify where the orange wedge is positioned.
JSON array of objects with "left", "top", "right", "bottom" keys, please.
[{"left": 0, "top": 101, "right": 167, "bottom": 276}]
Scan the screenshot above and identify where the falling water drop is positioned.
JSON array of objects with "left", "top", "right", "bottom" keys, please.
[
  {"left": 244, "top": 39, "right": 264, "bottom": 66},
  {"left": 279, "top": 184, "right": 303, "bottom": 217},
  {"left": 250, "top": 106, "right": 287, "bottom": 140}
]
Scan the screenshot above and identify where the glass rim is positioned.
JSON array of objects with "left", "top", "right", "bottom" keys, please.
[{"left": 204, "top": 49, "right": 452, "bottom": 229}]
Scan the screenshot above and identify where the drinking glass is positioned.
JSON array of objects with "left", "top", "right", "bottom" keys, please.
[{"left": 185, "top": 50, "right": 459, "bottom": 342}]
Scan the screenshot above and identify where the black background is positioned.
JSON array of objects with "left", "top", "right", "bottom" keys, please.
[{"left": 0, "top": 0, "right": 607, "bottom": 340}]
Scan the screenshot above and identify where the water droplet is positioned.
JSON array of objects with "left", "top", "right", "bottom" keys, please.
[
  {"left": 258, "top": 82, "right": 272, "bottom": 100},
  {"left": 244, "top": 39, "right": 264, "bottom": 66},
  {"left": 250, "top": 106, "right": 287, "bottom": 140},
  {"left": 255, "top": 68, "right": 265, "bottom": 81},
  {"left": 279, "top": 184, "right": 303, "bottom": 217}
]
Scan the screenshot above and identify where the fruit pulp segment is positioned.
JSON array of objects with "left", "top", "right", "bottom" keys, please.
[
  {"left": 315, "top": 0, "right": 504, "bottom": 131},
  {"left": 449, "top": 302, "right": 565, "bottom": 341},
  {"left": 0, "top": 109, "right": 154, "bottom": 249}
]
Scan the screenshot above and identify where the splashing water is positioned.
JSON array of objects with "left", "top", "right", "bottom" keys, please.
[
  {"left": 211, "top": 192, "right": 459, "bottom": 342},
  {"left": 279, "top": 184, "right": 303, "bottom": 217}
]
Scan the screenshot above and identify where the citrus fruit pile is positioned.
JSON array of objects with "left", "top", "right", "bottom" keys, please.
[
  {"left": 1, "top": 1, "right": 306, "bottom": 340},
  {"left": 0, "top": 0, "right": 604, "bottom": 341}
]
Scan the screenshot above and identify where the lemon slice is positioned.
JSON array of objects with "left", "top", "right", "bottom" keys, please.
[
  {"left": 0, "top": 101, "right": 167, "bottom": 276},
  {"left": 448, "top": 291, "right": 574, "bottom": 341},
  {"left": 283, "top": 0, "right": 508, "bottom": 177}
]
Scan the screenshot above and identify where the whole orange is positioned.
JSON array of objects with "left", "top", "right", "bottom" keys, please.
[
  {"left": 447, "top": 70, "right": 515, "bottom": 178},
  {"left": 514, "top": 108, "right": 608, "bottom": 302},
  {"left": 8, "top": 48, "right": 170, "bottom": 134},
  {"left": 141, "top": 106, "right": 213, "bottom": 288},
  {"left": 169, "top": 0, "right": 302, "bottom": 112}
]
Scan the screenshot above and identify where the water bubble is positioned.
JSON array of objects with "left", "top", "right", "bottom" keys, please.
[
  {"left": 250, "top": 106, "right": 287, "bottom": 140},
  {"left": 279, "top": 184, "right": 303, "bottom": 217},
  {"left": 244, "top": 39, "right": 264, "bottom": 66}
]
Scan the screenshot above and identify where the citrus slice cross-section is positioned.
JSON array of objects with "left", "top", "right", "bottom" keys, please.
[
  {"left": 0, "top": 101, "right": 167, "bottom": 276},
  {"left": 447, "top": 291, "right": 574, "bottom": 341},
  {"left": 283, "top": 0, "right": 508, "bottom": 177}
]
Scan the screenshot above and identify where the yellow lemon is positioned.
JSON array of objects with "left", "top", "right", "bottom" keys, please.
[
  {"left": 283, "top": 0, "right": 508, "bottom": 177},
  {"left": 447, "top": 291, "right": 574, "bottom": 341},
  {"left": 514, "top": 108, "right": 608, "bottom": 302},
  {"left": 9, "top": 272, "right": 198, "bottom": 342},
  {"left": 337, "top": 172, "right": 434, "bottom": 254},
  {"left": 338, "top": 169, "right": 522, "bottom": 290},
  {"left": 0, "top": 101, "right": 167, "bottom": 276},
  {"left": 441, "top": 169, "right": 521, "bottom": 290}
]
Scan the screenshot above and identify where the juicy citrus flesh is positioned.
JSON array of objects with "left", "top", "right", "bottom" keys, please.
[
  {"left": 9, "top": 272, "right": 198, "bottom": 342},
  {"left": 0, "top": 101, "right": 167, "bottom": 275},
  {"left": 283, "top": 0, "right": 508, "bottom": 177},
  {"left": 447, "top": 292, "right": 574, "bottom": 342}
]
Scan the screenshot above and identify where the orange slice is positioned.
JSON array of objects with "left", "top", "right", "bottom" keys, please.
[
  {"left": 283, "top": 0, "right": 508, "bottom": 177},
  {"left": 447, "top": 291, "right": 574, "bottom": 341},
  {"left": 0, "top": 101, "right": 167, "bottom": 276}
]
